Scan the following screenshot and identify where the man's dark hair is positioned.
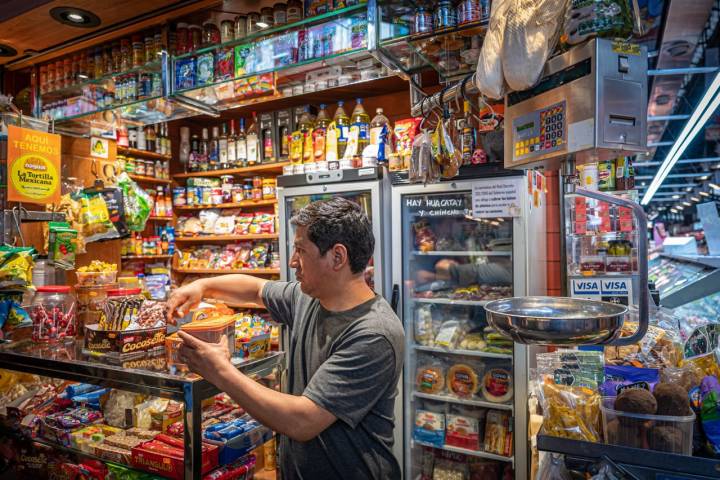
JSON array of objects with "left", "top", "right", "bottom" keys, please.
[{"left": 290, "top": 197, "right": 374, "bottom": 274}]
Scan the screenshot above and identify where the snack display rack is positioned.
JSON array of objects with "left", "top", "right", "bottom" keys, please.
[
  {"left": 0, "top": 339, "right": 284, "bottom": 480},
  {"left": 649, "top": 253, "right": 720, "bottom": 310}
]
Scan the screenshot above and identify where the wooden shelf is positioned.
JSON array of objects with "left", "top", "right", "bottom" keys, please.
[
  {"left": 148, "top": 216, "right": 173, "bottom": 221},
  {"left": 173, "top": 162, "right": 289, "bottom": 179},
  {"left": 121, "top": 255, "right": 173, "bottom": 260},
  {"left": 175, "top": 234, "right": 278, "bottom": 242},
  {"left": 118, "top": 146, "right": 172, "bottom": 161},
  {"left": 128, "top": 174, "right": 172, "bottom": 185},
  {"left": 175, "top": 199, "right": 277, "bottom": 211},
  {"left": 175, "top": 267, "right": 280, "bottom": 275}
]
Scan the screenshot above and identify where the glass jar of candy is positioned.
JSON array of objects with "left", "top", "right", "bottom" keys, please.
[{"left": 31, "top": 286, "right": 76, "bottom": 343}]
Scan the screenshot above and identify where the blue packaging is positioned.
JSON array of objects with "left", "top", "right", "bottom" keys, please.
[
  {"left": 175, "top": 57, "right": 196, "bottom": 91},
  {"left": 65, "top": 383, "right": 102, "bottom": 398},
  {"left": 413, "top": 410, "right": 445, "bottom": 447},
  {"left": 196, "top": 52, "right": 215, "bottom": 86},
  {"left": 600, "top": 365, "right": 659, "bottom": 397}
]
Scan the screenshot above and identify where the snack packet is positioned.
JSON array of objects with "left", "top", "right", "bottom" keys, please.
[
  {"left": 117, "top": 173, "right": 153, "bottom": 232},
  {"left": 48, "top": 221, "right": 78, "bottom": 270},
  {"left": 78, "top": 191, "right": 117, "bottom": 242}
]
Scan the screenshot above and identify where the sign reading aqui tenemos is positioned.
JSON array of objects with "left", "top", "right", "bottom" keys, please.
[{"left": 6, "top": 125, "right": 61, "bottom": 204}]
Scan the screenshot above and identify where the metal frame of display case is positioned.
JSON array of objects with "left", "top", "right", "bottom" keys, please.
[
  {"left": 0, "top": 341, "right": 284, "bottom": 480},
  {"left": 391, "top": 175, "right": 547, "bottom": 480},
  {"left": 537, "top": 433, "right": 720, "bottom": 479},
  {"left": 651, "top": 253, "right": 720, "bottom": 308}
]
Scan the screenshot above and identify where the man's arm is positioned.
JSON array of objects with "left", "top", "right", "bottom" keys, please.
[
  {"left": 167, "top": 274, "right": 268, "bottom": 319},
  {"left": 178, "top": 331, "right": 336, "bottom": 442}
]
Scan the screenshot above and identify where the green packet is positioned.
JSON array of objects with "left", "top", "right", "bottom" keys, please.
[{"left": 48, "top": 221, "right": 78, "bottom": 270}]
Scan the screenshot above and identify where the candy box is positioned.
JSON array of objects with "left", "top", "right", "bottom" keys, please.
[
  {"left": 204, "top": 423, "right": 272, "bottom": 466},
  {"left": 83, "top": 323, "right": 166, "bottom": 360},
  {"left": 131, "top": 434, "right": 219, "bottom": 479},
  {"left": 235, "top": 333, "right": 270, "bottom": 360}
]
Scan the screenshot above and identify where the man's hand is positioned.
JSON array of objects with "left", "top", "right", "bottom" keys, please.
[
  {"left": 177, "top": 331, "right": 232, "bottom": 384},
  {"left": 167, "top": 281, "right": 206, "bottom": 321}
]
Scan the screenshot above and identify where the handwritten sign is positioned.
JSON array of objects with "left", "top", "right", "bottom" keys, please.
[
  {"left": 7, "top": 125, "right": 61, "bottom": 204},
  {"left": 472, "top": 180, "right": 520, "bottom": 218},
  {"left": 404, "top": 194, "right": 470, "bottom": 218}
]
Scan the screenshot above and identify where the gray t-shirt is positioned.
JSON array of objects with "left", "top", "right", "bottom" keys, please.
[{"left": 262, "top": 281, "right": 404, "bottom": 480}]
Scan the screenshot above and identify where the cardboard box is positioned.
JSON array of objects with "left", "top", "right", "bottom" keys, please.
[
  {"left": 83, "top": 324, "right": 165, "bottom": 360},
  {"left": 131, "top": 436, "right": 218, "bottom": 479},
  {"left": 205, "top": 424, "right": 272, "bottom": 466}
]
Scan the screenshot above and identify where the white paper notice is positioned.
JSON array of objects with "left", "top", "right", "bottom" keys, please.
[{"left": 472, "top": 181, "right": 521, "bottom": 218}]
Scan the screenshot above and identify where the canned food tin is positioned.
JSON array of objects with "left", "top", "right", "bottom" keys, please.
[
  {"left": 201, "top": 187, "right": 213, "bottom": 205},
  {"left": 434, "top": 1, "right": 457, "bottom": 29},
  {"left": 211, "top": 188, "right": 224, "bottom": 205}
]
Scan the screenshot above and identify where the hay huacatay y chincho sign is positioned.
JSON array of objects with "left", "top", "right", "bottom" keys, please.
[{"left": 6, "top": 125, "right": 61, "bottom": 204}]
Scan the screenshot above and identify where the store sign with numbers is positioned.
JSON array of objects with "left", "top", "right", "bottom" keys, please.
[{"left": 6, "top": 125, "right": 61, "bottom": 204}]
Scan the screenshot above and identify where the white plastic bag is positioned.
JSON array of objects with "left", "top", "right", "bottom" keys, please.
[
  {"left": 502, "top": 0, "right": 571, "bottom": 91},
  {"left": 474, "top": 0, "right": 512, "bottom": 99}
]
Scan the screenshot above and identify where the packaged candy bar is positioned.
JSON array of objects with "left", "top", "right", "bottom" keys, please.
[
  {"left": 66, "top": 383, "right": 102, "bottom": 398},
  {"left": 71, "top": 388, "right": 109, "bottom": 408},
  {"left": 175, "top": 58, "right": 196, "bottom": 91}
]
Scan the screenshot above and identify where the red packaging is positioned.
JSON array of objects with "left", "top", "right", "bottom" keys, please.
[{"left": 131, "top": 437, "right": 219, "bottom": 479}]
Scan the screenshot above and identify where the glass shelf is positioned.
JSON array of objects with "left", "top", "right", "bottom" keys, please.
[{"left": 377, "top": 1, "right": 488, "bottom": 80}]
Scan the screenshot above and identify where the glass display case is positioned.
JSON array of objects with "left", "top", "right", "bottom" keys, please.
[
  {"left": 0, "top": 339, "right": 283, "bottom": 480},
  {"left": 376, "top": 0, "right": 489, "bottom": 80},
  {"left": 648, "top": 253, "right": 720, "bottom": 310},
  {"left": 392, "top": 176, "right": 544, "bottom": 480},
  {"left": 564, "top": 190, "right": 641, "bottom": 305}
]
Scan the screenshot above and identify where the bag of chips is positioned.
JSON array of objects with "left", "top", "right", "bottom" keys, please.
[{"left": 117, "top": 173, "right": 153, "bottom": 232}]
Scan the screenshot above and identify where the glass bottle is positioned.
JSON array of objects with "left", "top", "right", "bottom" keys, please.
[
  {"left": 237, "top": 118, "right": 247, "bottom": 167},
  {"left": 334, "top": 101, "right": 350, "bottom": 158},
  {"left": 120, "top": 39, "right": 132, "bottom": 71},
  {"left": 189, "top": 133, "right": 200, "bottom": 172},
  {"left": 200, "top": 127, "right": 210, "bottom": 171},
  {"left": 103, "top": 46, "right": 113, "bottom": 76},
  {"left": 351, "top": 98, "right": 370, "bottom": 152},
  {"left": 145, "top": 124, "right": 157, "bottom": 152},
  {"left": 155, "top": 186, "right": 166, "bottom": 217},
  {"left": 145, "top": 35, "right": 155, "bottom": 64},
  {"left": 202, "top": 21, "right": 221, "bottom": 46},
  {"left": 459, "top": 100, "right": 474, "bottom": 166},
  {"left": 299, "top": 106, "right": 315, "bottom": 164},
  {"left": 161, "top": 228, "right": 169, "bottom": 253},
  {"left": 93, "top": 48, "right": 103, "bottom": 79},
  {"left": 163, "top": 123, "right": 172, "bottom": 157},
  {"left": 313, "top": 104, "right": 330, "bottom": 163},
  {"left": 112, "top": 41, "right": 121, "bottom": 72},
  {"left": 209, "top": 126, "right": 220, "bottom": 169},
  {"left": 246, "top": 112, "right": 259, "bottom": 166},
  {"left": 219, "top": 122, "right": 229, "bottom": 166},
  {"left": 227, "top": 119, "right": 238, "bottom": 165}
]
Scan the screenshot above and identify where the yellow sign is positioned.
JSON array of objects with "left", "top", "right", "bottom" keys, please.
[
  {"left": 611, "top": 39, "right": 641, "bottom": 56},
  {"left": 7, "top": 125, "right": 61, "bottom": 204}
]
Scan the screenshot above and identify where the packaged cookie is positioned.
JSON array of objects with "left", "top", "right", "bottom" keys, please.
[{"left": 413, "top": 409, "right": 445, "bottom": 447}]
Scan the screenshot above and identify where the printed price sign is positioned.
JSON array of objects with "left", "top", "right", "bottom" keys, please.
[
  {"left": 472, "top": 180, "right": 521, "bottom": 218},
  {"left": 6, "top": 125, "right": 61, "bottom": 204}
]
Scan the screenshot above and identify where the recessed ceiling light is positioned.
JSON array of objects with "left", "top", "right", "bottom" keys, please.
[
  {"left": 701, "top": 175, "right": 710, "bottom": 180},
  {"left": 672, "top": 194, "right": 680, "bottom": 199},
  {"left": 700, "top": 191, "right": 711, "bottom": 197},
  {"left": 710, "top": 183, "right": 720, "bottom": 190},
  {"left": 0, "top": 43, "right": 17, "bottom": 57},
  {"left": 691, "top": 196, "right": 701, "bottom": 202},
  {"left": 670, "top": 208, "right": 678, "bottom": 213},
  {"left": 683, "top": 201, "right": 692, "bottom": 206},
  {"left": 50, "top": 7, "right": 101, "bottom": 28},
  {"left": 686, "top": 187, "right": 693, "bottom": 192},
  {"left": 641, "top": 182, "right": 647, "bottom": 186}
]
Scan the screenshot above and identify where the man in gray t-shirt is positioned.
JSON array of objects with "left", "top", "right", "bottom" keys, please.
[{"left": 168, "top": 198, "right": 404, "bottom": 480}]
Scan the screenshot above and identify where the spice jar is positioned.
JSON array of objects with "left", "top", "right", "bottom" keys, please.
[
  {"left": 273, "top": 3, "right": 287, "bottom": 26},
  {"left": 232, "top": 185, "right": 244, "bottom": 203},
  {"left": 135, "top": 158, "right": 146, "bottom": 176},
  {"left": 189, "top": 24, "right": 203, "bottom": 51},
  {"left": 220, "top": 19, "right": 235, "bottom": 43},
  {"left": 145, "top": 159, "right": 155, "bottom": 177},
  {"left": 247, "top": 12, "right": 261, "bottom": 34},
  {"left": 31, "top": 286, "right": 76, "bottom": 343},
  {"left": 260, "top": 7, "right": 274, "bottom": 28},
  {"left": 252, "top": 176, "right": 263, "bottom": 189},
  {"left": 234, "top": 15, "right": 248, "bottom": 39},
  {"left": 220, "top": 175, "right": 234, "bottom": 203},
  {"left": 132, "top": 35, "right": 145, "bottom": 67},
  {"left": 120, "top": 39, "right": 132, "bottom": 70},
  {"left": 202, "top": 20, "right": 221, "bottom": 46},
  {"left": 243, "top": 178, "right": 254, "bottom": 200},
  {"left": 262, "top": 178, "right": 276, "bottom": 199},
  {"left": 286, "top": 0, "right": 303, "bottom": 22}
]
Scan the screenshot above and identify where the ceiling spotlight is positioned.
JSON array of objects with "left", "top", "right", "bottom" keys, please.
[
  {"left": 691, "top": 196, "right": 701, "bottom": 202},
  {"left": 641, "top": 181, "right": 647, "bottom": 186},
  {"left": 686, "top": 187, "right": 693, "bottom": 192},
  {"left": 50, "top": 7, "right": 101, "bottom": 28},
  {"left": 0, "top": 43, "right": 18, "bottom": 57},
  {"left": 672, "top": 194, "right": 680, "bottom": 199},
  {"left": 700, "top": 191, "right": 711, "bottom": 197},
  {"left": 670, "top": 208, "right": 678, "bottom": 213},
  {"left": 677, "top": 205, "right": 685, "bottom": 210},
  {"left": 701, "top": 175, "right": 711, "bottom": 180},
  {"left": 710, "top": 183, "right": 720, "bottom": 190},
  {"left": 683, "top": 201, "right": 692, "bottom": 206}
]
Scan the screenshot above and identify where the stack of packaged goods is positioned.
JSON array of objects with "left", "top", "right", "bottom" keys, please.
[
  {"left": 176, "top": 242, "right": 279, "bottom": 271},
  {"left": 0, "top": 370, "right": 267, "bottom": 480},
  {"left": 173, "top": 176, "right": 276, "bottom": 204},
  {"left": 0, "top": 247, "right": 41, "bottom": 340},
  {"left": 121, "top": 227, "right": 176, "bottom": 257},
  {"left": 176, "top": 211, "right": 276, "bottom": 238},
  {"left": 536, "top": 307, "right": 720, "bottom": 467}
]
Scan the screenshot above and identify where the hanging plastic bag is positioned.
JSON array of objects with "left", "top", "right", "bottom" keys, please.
[
  {"left": 117, "top": 172, "right": 153, "bottom": 232},
  {"left": 409, "top": 131, "right": 439, "bottom": 184},
  {"left": 78, "top": 191, "right": 118, "bottom": 243},
  {"left": 502, "top": 0, "right": 572, "bottom": 91},
  {"left": 475, "top": 0, "right": 512, "bottom": 99},
  {"left": 537, "top": 453, "right": 572, "bottom": 480}
]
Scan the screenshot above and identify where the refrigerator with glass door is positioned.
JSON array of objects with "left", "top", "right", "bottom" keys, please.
[{"left": 392, "top": 174, "right": 546, "bottom": 480}]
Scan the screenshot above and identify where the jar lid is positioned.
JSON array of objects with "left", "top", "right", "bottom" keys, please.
[
  {"left": 107, "top": 288, "right": 142, "bottom": 296},
  {"left": 37, "top": 285, "right": 71, "bottom": 293}
]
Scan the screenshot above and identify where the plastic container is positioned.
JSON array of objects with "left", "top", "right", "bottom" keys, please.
[
  {"left": 75, "top": 284, "right": 114, "bottom": 333},
  {"left": 182, "top": 316, "right": 235, "bottom": 349},
  {"left": 30, "top": 286, "right": 76, "bottom": 343},
  {"left": 600, "top": 397, "right": 695, "bottom": 454},
  {"left": 76, "top": 270, "right": 118, "bottom": 286}
]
